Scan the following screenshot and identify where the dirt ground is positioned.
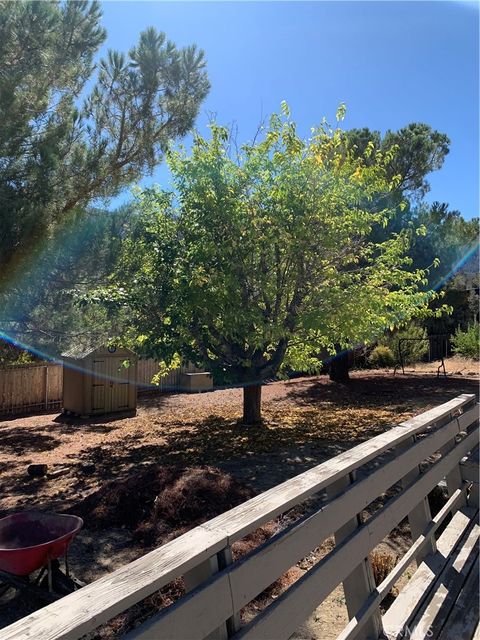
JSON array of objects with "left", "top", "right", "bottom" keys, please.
[{"left": 0, "top": 363, "right": 478, "bottom": 637}]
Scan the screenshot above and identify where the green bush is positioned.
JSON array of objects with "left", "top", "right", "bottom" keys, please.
[
  {"left": 380, "top": 322, "right": 429, "bottom": 365},
  {"left": 368, "top": 345, "right": 396, "bottom": 368},
  {"left": 451, "top": 324, "right": 479, "bottom": 360}
]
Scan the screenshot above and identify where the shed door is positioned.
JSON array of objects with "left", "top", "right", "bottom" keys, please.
[
  {"left": 92, "top": 358, "right": 109, "bottom": 412},
  {"left": 109, "top": 357, "right": 131, "bottom": 410}
]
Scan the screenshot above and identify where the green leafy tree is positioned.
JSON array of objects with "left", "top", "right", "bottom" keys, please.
[
  {"left": 0, "top": 340, "right": 38, "bottom": 366},
  {"left": 0, "top": 0, "right": 209, "bottom": 287},
  {"left": 409, "top": 203, "right": 479, "bottom": 339},
  {"left": 409, "top": 202, "right": 478, "bottom": 284},
  {"left": 112, "top": 106, "right": 444, "bottom": 423}
]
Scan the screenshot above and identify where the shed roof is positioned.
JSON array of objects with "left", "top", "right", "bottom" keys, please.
[
  {"left": 61, "top": 345, "right": 98, "bottom": 359},
  {"left": 61, "top": 344, "right": 135, "bottom": 360}
]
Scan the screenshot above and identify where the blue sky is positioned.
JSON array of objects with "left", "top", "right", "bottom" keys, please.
[{"left": 99, "top": 1, "right": 479, "bottom": 218}]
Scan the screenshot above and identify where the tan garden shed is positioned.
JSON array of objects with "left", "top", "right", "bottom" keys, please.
[{"left": 62, "top": 345, "right": 137, "bottom": 416}]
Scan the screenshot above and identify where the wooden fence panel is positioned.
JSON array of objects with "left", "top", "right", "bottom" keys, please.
[
  {"left": 0, "top": 360, "right": 206, "bottom": 415},
  {"left": 136, "top": 360, "right": 203, "bottom": 393},
  {"left": 0, "top": 364, "right": 63, "bottom": 415}
]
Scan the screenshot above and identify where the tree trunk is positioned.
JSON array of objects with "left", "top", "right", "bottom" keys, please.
[
  {"left": 243, "top": 384, "right": 262, "bottom": 425},
  {"left": 329, "top": 347, "right": 350, "bottom": 383}
]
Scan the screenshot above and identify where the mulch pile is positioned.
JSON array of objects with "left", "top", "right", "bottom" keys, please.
[
  {"left": 72, "top": 465, "right": 299, "bottom": 638},
  {"left": 71, "top": 464, "right": 255, "bottom": 547}
]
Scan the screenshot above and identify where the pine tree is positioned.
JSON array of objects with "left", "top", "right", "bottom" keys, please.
[{"left": 0, "top": 0, "right": 209, "bottom": 284}]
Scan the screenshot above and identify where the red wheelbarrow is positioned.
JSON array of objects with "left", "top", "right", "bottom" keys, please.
[{"left": 0, "top": 511, "right": 84, "bottom": 603}]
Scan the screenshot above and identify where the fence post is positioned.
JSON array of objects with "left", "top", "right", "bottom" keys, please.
[
  {"left": 395, "top": 434, "right": 436, "bottom": 563},
  {"left": 459, "top": 406, "right": 480, "bottom": 509},
  {"left": 461, "top": 450, "right": 480, "bottom": 509},
  {"left": 44, "top": 366, "right": 49, "bottom": 410},
  {"left": 217, "top": 545, "right": 240, "bottom": 636},
  {"left": 328, "top": 472, "right": 383, "bottom": 640},
  {"left": 436, "top": 408, "right": 469, "bottom": 507},
  {"left": 184, "top": 551, "right": 230, "bottom": 640}
]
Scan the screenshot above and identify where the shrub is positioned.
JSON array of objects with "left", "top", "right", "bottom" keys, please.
[
  {"left": 380, "top": 322, "right": 429, "bottom": 365},
  {"left": 451, "top": 324, "right": 480, "bottom": 360},
  {"left": 370, "top": 550, "right": 397, "bottom": 586},
  {"left": 368, "top": 345, "right": 396, "bottom": 368}
]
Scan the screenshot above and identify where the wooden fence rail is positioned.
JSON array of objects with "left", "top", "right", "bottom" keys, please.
[
  {"left": 0, "top": 394, "right": 478, "bottom": 640},
  {"left": 0, "top": 360, "right": 204, "bottom": 415}
]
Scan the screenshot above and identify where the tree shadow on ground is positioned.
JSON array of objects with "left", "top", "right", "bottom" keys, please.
[
  {"left": 136, "top": 392, "right": 174, "bottom": 411},
  {"left": 60, "top": 372, "right": 478, "bottom": 493},
  {"left": 55, "top": 400, "right": 399, "bottom": 497},
  {"left": 286, "top": 372, "right": 479, "bottom": 409},
  {"left": 52, "top": 410, "right": 136, "bottom": 430},
  {"left": 0, "top": 473, "right": 56, "bottom": 510},
  {"left": 1, "top": 372, "right": 477, "bottom": 630},
  {"left": 0, "top": 406, "right": 62, "bottom": 423},
  {"left": 0, "top": 429, "right": 61, "bottom": 454},
  {"left": 49, "top": 421, "right": 122, "bottom": 435}
]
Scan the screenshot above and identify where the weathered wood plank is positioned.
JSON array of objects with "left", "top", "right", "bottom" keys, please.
[
  {"left": 183, "top": 554, "right": 228, "bottom": 640},
  {"left": 1, "top": 396, "right": 476, "bottom": 640},
  {"left": 396, "top": 403, "right": 478, "bottom": 564},
  {"left": 337, "top": 487, "right": 467, "bottom": 640},
  {"left": 235, "top": 429, "right": 478, "bottom": 640},
  {"left": 382, "top": 508, "right": 477, "bottom": 639},
  {"left": 460, "top": 442, "right": 480, "bottom": 507},
  {"left": 204, "top": 395, "right": 477, "bottom": 543},
  {"left": 396, "top": 431, "right": 437, "bottom": 563},
  {"left": 437, "top": 559, "right": 479, "bottom": 640},
  {"left": 217, "top": 546, "right": 241, "bottom": 636},
  {"left": 126, "top": 573, "right": 232, "bottom": 640},
  {"left": 128, "top": 546, "right": 243, "bottom": 639},
  {"left": 225, "top": 418, "right": 474, "bottom": 613},
  {"left": 438, "top": 408, "right": 478, "bottom": 512},
  {"left": 407, "top": 521, "right": 479, "bottom": 639},
  {"left": 461, "top": 446, "right": 480, "bottom": 483},
  {"left": 454, "top": 404, "right": 480, "bottom": 432},
  {"left": 328, "top": 473, "right": 382, "bottom": 639},
  {"left": 398, "top": 395, "right": 475, "bottom": 431},
  {"left": 0, "top": 525, "right": 227, "bottom": 640}
]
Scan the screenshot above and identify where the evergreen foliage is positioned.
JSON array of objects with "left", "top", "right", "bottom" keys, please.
[{"left": 0, "top": 0, "right": 209, "bottom": 281}]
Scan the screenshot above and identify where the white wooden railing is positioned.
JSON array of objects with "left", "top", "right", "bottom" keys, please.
[{"left": 0, "top": 394, "right": 478, "bottom": 640}]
